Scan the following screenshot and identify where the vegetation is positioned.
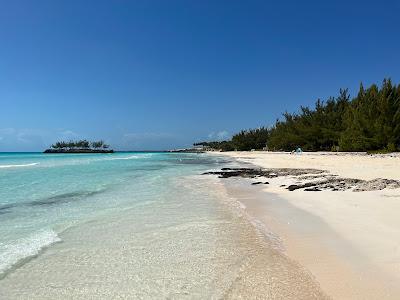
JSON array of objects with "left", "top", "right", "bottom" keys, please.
[
  {"left": 46, "top": 140, "right": 112, "bottom": 153},
  {"left": 268, "top": 89, "right": 350, "bottom": 151},
  {"left": 50, "top": 140, "right": 110, "bottom": 150},
  {"left": 196, "top": 78, "right": 400, "bottom": 152},
  {"left": 194, "top": 127, "right": 269, "bottom": 151},
  {"left": 194, "top": 140, "right": 235, "bottom": 151},
  {"left": 231, "top": 127, "right": 269, "bottom": 151}
]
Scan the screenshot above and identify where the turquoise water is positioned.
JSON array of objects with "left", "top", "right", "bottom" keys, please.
[
  {"left": 0, "top": 152, "right": 326, "bottom": 298},
  {"left": 0, "top": 152, "right": 230, "bottom": 277}
]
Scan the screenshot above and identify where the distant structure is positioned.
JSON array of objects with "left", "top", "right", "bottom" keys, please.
[{"left": 193, "top": 144, "right": 211, "bottom": 151}]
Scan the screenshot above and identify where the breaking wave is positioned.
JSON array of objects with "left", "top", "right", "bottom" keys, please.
[
  {"left": 0, "top": 230, "right": 61, "bottom": 278},
  {"left": 0, "top": 163, "right": 39, "bottom": 169}
]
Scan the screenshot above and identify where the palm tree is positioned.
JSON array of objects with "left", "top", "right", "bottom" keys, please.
[
  {"left": 51, "top": 141, "right": 62, "bottom": 149},
  {"left": 48, "top": 139, "right": 112, "bottom": 152},
  {"left": 91, "top": 140, "right": 104, "bottom": 149},
  {"left": 67, "top": 140, "right": 76, "bottom": 150},
  {"left": 81, "top": 140, "right": 90, "bottom": 149}
]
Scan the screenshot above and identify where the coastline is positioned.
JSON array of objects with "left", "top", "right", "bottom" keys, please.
[
  {"left": 2, "top": 151, "right": 399, "bottom": 298},
  {"left": 0, "top": 152, "right": 327, "bottom": 299},
  {"left": 210, "top": 151, "right": 400, "bottom": 299}
]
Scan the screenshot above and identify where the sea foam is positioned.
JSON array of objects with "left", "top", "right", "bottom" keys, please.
[
  {"left": 0, "top": 162, "right": 39, "bottom": 169},
  {"left": 108, "top": 155, "right": 140, "bottom": 160},
  {"left": 0, "top": 230, "right": 61, "bottom": 276}
]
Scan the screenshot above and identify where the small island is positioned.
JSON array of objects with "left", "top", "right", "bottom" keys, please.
[{"left": 44, "top": 140, "right": 114, "bottom": 153}]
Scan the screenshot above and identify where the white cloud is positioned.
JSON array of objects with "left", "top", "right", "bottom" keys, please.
[
  {"left": 60, "top": 130, "right": 77, "bottom": 136},
  {"left": 0, "top": 128, "right": 47, "bottom": 150},
  {"left": 0, "top": 128, "right": 16, "bottom": 135},
  {"left": 57, "top": 129, "right": 79, "bottom": 140},
  {"left": 120, "top": 132, "right": 178, "bottom": 150},
  {"left": 123, "top": 132, "right": 174, "bottom": 140},
  {"left": 216, "top": 130, "right": 229, "bottom": 140},
  {"left": 0, "top": 128, "right": 81, "bottom": 151},
  {"left": 207, "top": 130, "right": 229, "bottom": 141}
]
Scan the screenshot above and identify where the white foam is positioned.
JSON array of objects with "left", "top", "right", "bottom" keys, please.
[
  {"left": 0, "top": 162, "right": 39, "bottom": 169},
  {"left": 108, "top": 155, "right": 140, "bottom": 160},
  {"left": 0, "top": 230, "right": 61, "bottom": 275}
]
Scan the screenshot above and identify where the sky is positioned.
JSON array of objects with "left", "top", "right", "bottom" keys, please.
[{"left": 1, "top": 0, "right": 400, "bottom": 151}]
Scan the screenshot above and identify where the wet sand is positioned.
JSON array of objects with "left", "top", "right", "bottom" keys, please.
[{"left": 214, "top": 151, "right": 400, "bottom": 299}]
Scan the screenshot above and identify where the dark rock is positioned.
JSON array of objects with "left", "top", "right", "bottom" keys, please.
[
  {"left": 287, "top": 182, "right": 317, "bottom": 191},
  {"left": 202, "top": 167, "right": 326, "bottom": 179},
  {"left": 203, "top": 167, "right": 400, "bottom": 192},
  {"left": 287, "top": 185, "right": 300, "bottom": 191},
  {"left": 304, "top": 187, "right": 322, "bottom": 191}
]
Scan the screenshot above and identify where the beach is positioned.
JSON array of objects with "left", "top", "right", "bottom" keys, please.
[
  {"left": 1, "top": 151, "right": 399, "bottom": 299},
  {"left": 0, "top": 152, "right": 328, "bottom": 299},
  {"left": 211, "top": 151, "right": 400, "bottom": 299},
  {"left": 3, "top": 0, "right": 399, "bottom": 298}
]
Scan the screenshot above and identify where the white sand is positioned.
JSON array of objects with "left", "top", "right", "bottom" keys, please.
[{"left": 216, "top": 151, "right": 400, "bottom": 299}]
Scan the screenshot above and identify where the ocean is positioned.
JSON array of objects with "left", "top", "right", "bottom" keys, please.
[{"left": 0, "top": 152, "right": 325, "bottom": 299}]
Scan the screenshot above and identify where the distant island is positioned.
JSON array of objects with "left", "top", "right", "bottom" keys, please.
[{"left": 44, "top": 140, "right": 114, "bottom": 153}]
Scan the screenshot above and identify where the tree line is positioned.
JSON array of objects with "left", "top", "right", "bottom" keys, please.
[
  {"left": 195, "top": 79, "right": 400, "bottom": 152},
  {"left": 51, "top": 140, "right": 110, "bottom": 150}
]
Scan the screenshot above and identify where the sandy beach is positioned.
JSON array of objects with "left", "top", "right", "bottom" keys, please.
[
  {"left": 0, "top": 153, "right": 329, "bottom": 299},
  {"left": 212, "top": 151, "right": 400, "bottom": 299}
]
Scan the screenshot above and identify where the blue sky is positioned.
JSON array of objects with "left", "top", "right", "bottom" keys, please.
[{"left": 1, "top": 0, "right": 399, "bottom": 151}]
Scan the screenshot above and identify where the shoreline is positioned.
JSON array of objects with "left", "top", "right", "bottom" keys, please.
[
  {"left": 2, "top": 151, "right": 399, "bottom": 298},
  {"left": 0, "top": 153, "right": 327, "bottom": 299},
  {"left": 210, "top": 151, "right": 400, "bottom": 299}
]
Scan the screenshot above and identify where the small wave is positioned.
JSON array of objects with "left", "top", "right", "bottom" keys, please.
[
  {"left": 0, "top": 230, "right": 61, "bottom": 277},
  {"left": 0, "top": 162, "right": 39, "bottom": 169},
  {"left": 108, "top": 155, "right": 140, "bottom": 160}
]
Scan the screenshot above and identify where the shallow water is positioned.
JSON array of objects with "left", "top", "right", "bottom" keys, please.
[{"left": 0, "top": 152, "right": 327, "bottom": 299}]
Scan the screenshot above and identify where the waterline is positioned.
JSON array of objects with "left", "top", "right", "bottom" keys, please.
[{"left": 0, "top": 152, "right": 327, "bottom": 298}]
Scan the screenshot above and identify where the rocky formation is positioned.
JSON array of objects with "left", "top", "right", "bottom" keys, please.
[
  {"left": 203, "top": 167, "right": 326, "bottom": 179},
  {"left": 203, "top": 167, "right": 400, "bottom": 192}
]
